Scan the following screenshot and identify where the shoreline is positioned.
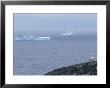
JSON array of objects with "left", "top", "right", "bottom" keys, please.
[{"left": 45, "top": 61, "right": 97, "bottom": 75}]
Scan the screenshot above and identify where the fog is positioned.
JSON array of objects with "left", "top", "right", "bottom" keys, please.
[{"left": 14, "top": 13, "right": 97, "bottom": 35}]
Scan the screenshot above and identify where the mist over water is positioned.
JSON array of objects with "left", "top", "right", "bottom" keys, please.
[{"left": 13, "top": 13, "right": 97, "bottom": 75}]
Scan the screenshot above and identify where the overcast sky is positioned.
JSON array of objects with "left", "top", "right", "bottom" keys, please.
[{"left": 14, "top": 13, "right": 97, "bottom": 35}]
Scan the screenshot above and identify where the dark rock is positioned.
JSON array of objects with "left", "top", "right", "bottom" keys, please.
[{"left": 45, "top": 61, "right": 97, "bottom": 75}]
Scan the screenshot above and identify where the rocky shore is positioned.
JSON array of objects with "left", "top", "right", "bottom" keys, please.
[{"left": 45, "top": 61, "right": 97, "bottom": 75}]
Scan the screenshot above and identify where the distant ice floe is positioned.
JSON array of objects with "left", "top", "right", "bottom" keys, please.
[
  {"left": 34, "top": 37, "right": 50, "bottom": 40},
  {"left": 14, "top": 34, "right": 50, "bottom": 41},
  {"left": 61, "top": 31, "right": 73, "bottom": 36},
  {"left": 14, "top": 30, "right": 75, "bottom": 41},
  {"left": 62, "top": 32, "right": 73, "bottom": 36},
  {"left": 14, "top": 34, "right": 27, "bottom": 40}
]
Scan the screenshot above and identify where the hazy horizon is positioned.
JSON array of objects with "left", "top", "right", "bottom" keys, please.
[
  {"left": 14, "top": 13, "right": 97, "bottom": 36},
  {"left": 14, "top": 13, "right": 97, "bottom": 75}
]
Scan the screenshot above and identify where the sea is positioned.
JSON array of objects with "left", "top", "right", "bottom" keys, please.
[{"left": 13, "top": 35, "right": 97, "bottom": 75}]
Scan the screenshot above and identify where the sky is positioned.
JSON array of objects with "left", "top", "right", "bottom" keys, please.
[{"left": 14, "top": 13, "right": 97, "bottom": 35}]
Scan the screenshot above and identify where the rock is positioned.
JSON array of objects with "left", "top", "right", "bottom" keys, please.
[{"left": 45, "top": 61, "right": 97, "bottom": 75}]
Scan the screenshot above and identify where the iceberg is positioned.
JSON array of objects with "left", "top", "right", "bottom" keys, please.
[
  {"left": 62, "top": 31, "right": 73, "bottom": 36},
  {"left": 14, "top": 34, "right": 27, "bottom": 40},
  {"left": 14, "top": 34, "right": 34, "bottom": 40},
  {"left": 14, "top": 34, "right": 51, "bottom": 41},
  {"left": 35, "top": 37, "right": 50, "bottom": 40}
]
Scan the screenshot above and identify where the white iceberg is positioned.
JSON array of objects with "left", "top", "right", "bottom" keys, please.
[
  {"left": 62, "top": 31, "right": 73, "bottom": 36},
  {"left": 14, "top": 34, "right": 51, "bottom": 41},
  {"left": 14, "top": 34, "right": 27, "bottom": 40},
  {"left": 34, "top": 37, "right": 50, "bottom": 40},
  {"left": 14, "top": 34, "right": 34, "bottom": 40}
]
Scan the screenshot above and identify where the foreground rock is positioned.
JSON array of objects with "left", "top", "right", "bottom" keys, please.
[{"left": 45, "top": 61, "right": 97, "bottom": 75}]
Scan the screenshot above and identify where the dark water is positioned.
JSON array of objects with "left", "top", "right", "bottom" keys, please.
[{"left": 13, "top": 35, "right": 97, "bottom": 75}]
